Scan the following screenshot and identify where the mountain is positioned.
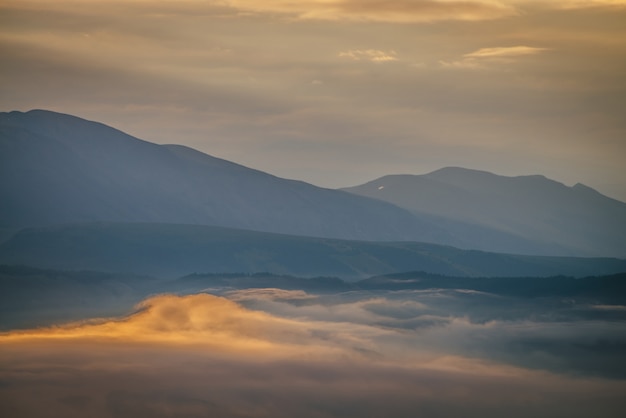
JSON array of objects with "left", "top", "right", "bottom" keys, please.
[
  {"left": 342, "top": 167, "right": 626, "bottom": 258},
  {"left": 1, "top": 222, "right": 625, "bottom": 279},
  {"left": 0, "top": 265, "right": 156, "bottom": 330},
  {"left": 2, "top": 109, "right": 624, "bottom": 258},
  {"left": 0, "top": 109, "right": 450, "bottom": 243}
]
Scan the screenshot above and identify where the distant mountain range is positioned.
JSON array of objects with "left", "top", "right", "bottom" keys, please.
[
  {"left": 2, "top": 222, "right": 625, "bottom": 279},
  {"left": 343, "top": 169, "right": 626, "bottom": 257},
  {"left": 0, "top": 110, "right": 450, "bottom": 244},
  {"left": 1, "top": 109, "right": 625, "bottom": 259}
]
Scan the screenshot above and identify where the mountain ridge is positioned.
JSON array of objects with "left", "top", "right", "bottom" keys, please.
[
  {"left": 0, "top": 109, "right": 452, "bottom": 244},
  {"left": 342, "top": 168, "right": 626, "bottom": 258},
  {"left": 1, "top": 221, "right": 624, "bottom": 279},
  {"left": 2, "top": 109, "right": 625, "bottom": 257}
]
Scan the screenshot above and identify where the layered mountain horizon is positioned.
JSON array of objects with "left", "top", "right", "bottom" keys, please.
[
  {"left": 2, "top": 109, "right": 625, "bottom": 259},
  {"left": 3, "top": 109, "right": 626, "bottom": 411}
]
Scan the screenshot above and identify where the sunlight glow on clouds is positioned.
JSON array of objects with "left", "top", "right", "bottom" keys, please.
[
  {"left": 2, "top": 292, "right": 626, "bottom": 417},
  {"left": 219, "top": 0, "right": 626, "bottom": 22},
  {"left": 440, "top": 45, "right": 549, "bottom": 69},
  {"left": 339, "top": 49, "right": 398, "bottom": 62},
  {"left": 218, "top": 0, "right": 519, "bottom": 22},
  {"left": 464, "top": 46, "right": 548, "bottom": 58},
  {"left": 1, "top": 294, "right": 397, "bottom": 360},
  {"left": 516, "top": 0, "right": 626, "bottom": 9}
]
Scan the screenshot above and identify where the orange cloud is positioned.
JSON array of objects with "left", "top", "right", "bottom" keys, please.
[
  {"left": 440, "top": 45, "right": 548, "bottom": 69},
  {"left": 339, "top": 49, "right": 398, "bottom": 62},
  {"left": 516, "top": 0, "right": 626, "bottom": 9},
  {"left": 0, "top": 294, "right": 391, "bottom": 359},
  {"left": 2, "top": 293, "right": 626, "bottom": 417},
  {"left": 464, "top": 46, "right": 548, "bottom": 58},
  {"left": 2, "top": 0, "right": 520, "bottom": 22}
]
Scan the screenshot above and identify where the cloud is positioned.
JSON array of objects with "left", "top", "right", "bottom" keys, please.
[
  {"left": 3, "top": 344, "right": 624, "bottom": 418},
  {"left": 225, "top": 288, "right": 317, "bottom": 301},
  {"left": 3, "top": 0, "right": 624, "bottom": 26},
  {"left": 218, "top": 0, "right": 520, "bottom": 22},
  {"left": 591, "top": 304, "right": 626, "bottom": 311},
  {"left": 218, "top": 287, "right": 626, "bottom": 377},
  {"left": 464, "top": 46, "right": 549, "bottom": 58},
  {"left": 440, "top": 45, "right": 548, "bottom": 69},
  {"left": 1, "top": 294, "right": 394, "bottom": 360},
  {"left": 439, "top": 58, "right": 487, "bottom": 70},
  {"left": 517, "top": 0, "right": 626, "bottom": 10},
  {"left": 339, "top": 49, "right": 398, "bottom": 62},
  {"left": 5, "top": 290, "right": 625, "bottom": 376},
  {"left": 2, "top": 292, "right": 626, "bottom": 417}
]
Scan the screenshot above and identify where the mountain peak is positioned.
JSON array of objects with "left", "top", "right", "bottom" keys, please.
[
  {"left": 427, "top": 166, "right": 495, "bottom": 177},
  {"left": 427, "top": 167, "right": 553, "bottom": 183},
  {"left": 573, "top": 182, "right": 594, "bottom": 191},
  {"left": 343, "top": 167, "right": 626, "bottom": 257},
  {"left": 2, "top": 109, "right": 86, "bottom": 123}
]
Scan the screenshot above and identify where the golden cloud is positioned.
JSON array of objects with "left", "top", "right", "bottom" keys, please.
[
  {"left": 514, "top": 0, "right": 626, "bottom": 9},
  {"left": 2, "top": 293, "right": 626, "bottom": 417},
  {"left": 464, "top": 46, "right": 549, "bottom": 58},
  {"left": 339, "top": 49, "right": 398, "bottom": 62},
  {"left": 219, "top": 0, "right": 521, "bottom": 22},
  {"left": 0, "top": 294, "right": 389, "bottom": 359},
  {"left": 440, "top": 45, "right": 548, "bottom": 69},
  {"left": 2, "top": 0, "right": 519, "bottom": 22}
]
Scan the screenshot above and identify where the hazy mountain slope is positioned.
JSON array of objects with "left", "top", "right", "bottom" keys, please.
[
  {"left": 1, "top": 222, "right": 624, "bottom": 279},
  {"left": 0, "top": 109, "right": 449, "bottom": 243},
  {"left": 342, "top": 167, "right": 626, "bottom": 257},
  {"left": 0, "top": 265, "right": 156, "bottom": 330}
]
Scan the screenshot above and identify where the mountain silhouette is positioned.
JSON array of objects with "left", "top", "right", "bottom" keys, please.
[
  {"left": 2, "top": 109, "right": 625, "bottom": 257},
  {"left": 342, "top": 167, "right": 626, "bottom": 257},
  {"left": 0, "top": 110, "right": 450, "bottom": 243}
]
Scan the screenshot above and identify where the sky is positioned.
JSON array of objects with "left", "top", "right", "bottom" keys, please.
[{"left": 1, "top": 0, "right": 626, "bottom": 200}]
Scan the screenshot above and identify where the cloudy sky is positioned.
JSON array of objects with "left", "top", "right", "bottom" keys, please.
[{"left": 1, "top": 1, "right": 625, "bottom": 200}]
